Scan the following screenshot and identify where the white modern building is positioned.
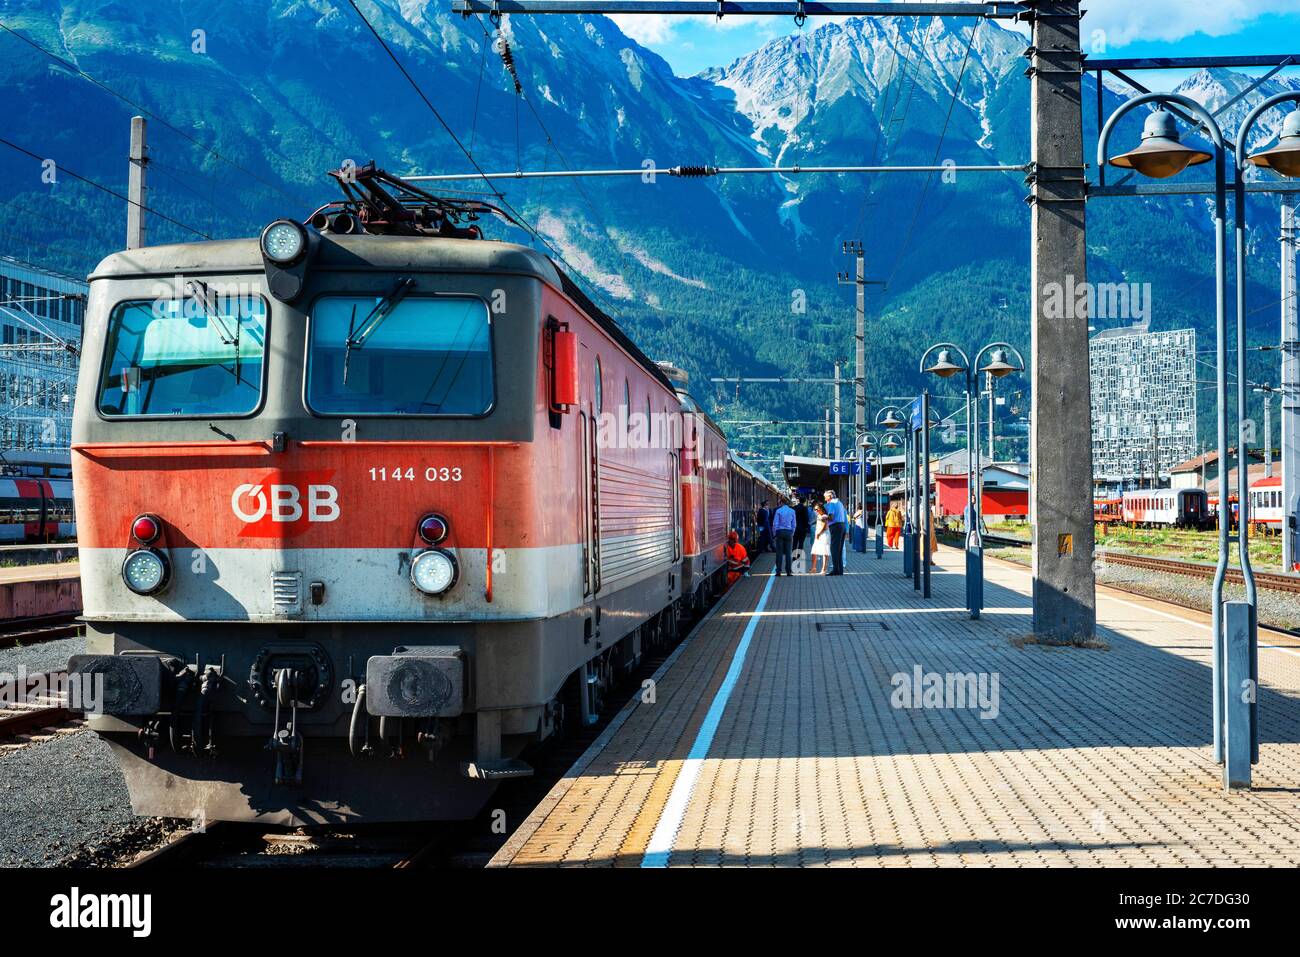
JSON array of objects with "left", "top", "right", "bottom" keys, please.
[{"left": 1089, "top": 327, "right": 1197, "bottom": 485}]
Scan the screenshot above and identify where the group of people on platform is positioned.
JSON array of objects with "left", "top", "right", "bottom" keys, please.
[{"left": 728, "top": 490, "right": 852, "bottom": 585}]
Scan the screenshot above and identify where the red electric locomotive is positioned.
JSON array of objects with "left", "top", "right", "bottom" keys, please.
[{"left": 68, "top": 168, "right": 731, "bottom": 823}]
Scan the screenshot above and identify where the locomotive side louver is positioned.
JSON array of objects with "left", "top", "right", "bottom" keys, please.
[{"left": 272, "top": 571, "right": 303, "bottom": 616}]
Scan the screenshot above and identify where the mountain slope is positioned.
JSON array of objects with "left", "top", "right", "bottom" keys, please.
[{"left": 0, "top": 1, "right": 1292, "bottom": 465}]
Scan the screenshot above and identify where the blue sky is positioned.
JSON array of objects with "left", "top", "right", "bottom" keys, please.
[{"left": 609, "top": 2, "right": 1300, "bottom": 78}]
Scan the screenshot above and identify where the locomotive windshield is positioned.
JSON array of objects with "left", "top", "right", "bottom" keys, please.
[
  {"left": 97, "top": 294, "right": 267, "bottom": 417},
  {"left": 306, "top": 294, "right": 493, "bottom": 416}
]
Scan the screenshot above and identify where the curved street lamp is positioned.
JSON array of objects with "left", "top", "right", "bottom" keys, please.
[
  {"left": 859, "top": 427, "right": 903, "bottom": 559},
  {"left": 1232, "top": 93, "right": 1300, "bottom": 770},
  {"left": 920, "top": 341, "right": 1025, "bottom": 619},
  {"left": 875, "top": 405, "right": 913, "bottom": 569},
  {"left": 1100, "top": 91, "right": 1249, "bottom": 783}
]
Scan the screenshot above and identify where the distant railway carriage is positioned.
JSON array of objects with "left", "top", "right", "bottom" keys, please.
[
  {"left": 1093, "top": 497, "right": 1122, "bottom": 525},
  {"left": 0, "top": 476, "right": 75, "bottom": 542},
  {"left": 1249, "top": 475, "right": 1283, "bottom": 535},
  {"left": 1121, "top": 488, "right": 1209, "bottom": 529}
]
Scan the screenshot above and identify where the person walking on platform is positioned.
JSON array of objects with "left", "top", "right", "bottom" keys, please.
[
  {"left": 755, "top": 500, "right": 771, "bottom": 555},
  {"left": 823, "top": 489, "right": 848, "bottom": 575},
  {"left": 725, "top": 531, "right": 750, "bottom": 587},
  {"left": 885, "top": 501, "right": 903, "bottom": 549},
  {"left": 810, "top": 503, "right": 831, "bottom": 575},
  {"left": 771, "top": 499, "right": 796, "bottom": 576},
  {"left": 793, "top": 497, "right": 810, "bottom": 559}
]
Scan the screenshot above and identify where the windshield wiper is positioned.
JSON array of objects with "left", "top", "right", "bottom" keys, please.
[
  {"left": 343, "top": 277, "right": 416, "bottom": 385},
  {"left": 186, "top": 280, "right": 243, "bottom": 384}
]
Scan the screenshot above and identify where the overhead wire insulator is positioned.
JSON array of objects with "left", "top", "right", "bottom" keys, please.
[
  {"left": 670, "top": 165, "right": 719, "bottom": 178},
  {"left": 494, "top": 33, "right": 522, "bottom": 95}
]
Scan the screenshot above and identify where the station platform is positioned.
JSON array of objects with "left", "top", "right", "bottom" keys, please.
[
  {"left": 491, "top": 541, "right": 1300, "bottom": 867},
  {"left": 0, "top": 561, "right": 81, "bottom": 619}
]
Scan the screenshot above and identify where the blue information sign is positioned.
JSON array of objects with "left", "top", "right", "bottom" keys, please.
[{"left": 829, "top": 461, "right": 860, "bottom": 476}]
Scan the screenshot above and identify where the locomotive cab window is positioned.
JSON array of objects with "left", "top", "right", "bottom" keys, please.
[
  {"left": 307, "top": 295, "right": 493, "bottom": 416},
  {"left": 97, "top": 295, "right": 267, "bottom": 417}
]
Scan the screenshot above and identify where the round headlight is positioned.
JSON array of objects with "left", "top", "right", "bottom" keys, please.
[
  {"left": 411, "top": 549, "right": 457, "bottom": 596},
  {"left": 260, "top": 220, "right": 306, "bottom": 264},
  {"left": 122, "top": 548, "right": 170, "bottom": 595}
]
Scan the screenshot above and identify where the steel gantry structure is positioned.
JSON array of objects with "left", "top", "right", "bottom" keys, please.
[{"left": 447, "top": 0, "right": 1097, "bottom": 643}]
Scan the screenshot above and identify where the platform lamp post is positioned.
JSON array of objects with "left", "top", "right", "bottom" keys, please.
[
  {"left": 919, "top": 342, "right": 1025, "bottom": 619},
  {"left": 858, "top": 428, "right": 903, "bottom": 559},
  {"left": 1234, "top": 94, "right": 1300, "bottom": 772},
  {"left": 876, "top": 406, "right": 909, "bottom": 570},
  {"left": 1099, "top": 92, "right": 1247, "bottom": 785}
]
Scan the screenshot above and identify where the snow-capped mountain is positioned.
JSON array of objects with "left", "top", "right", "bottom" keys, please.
[{"left": 0, "top": 1, "right": 1291, "bottom": 450}]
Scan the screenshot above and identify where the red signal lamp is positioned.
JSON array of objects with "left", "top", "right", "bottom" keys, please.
[
  {"left": 132, "top": 514, "right": 161, "bottom": 543},
  {"left": 419, "top": 514, "right": 449, "bottom": 545}
]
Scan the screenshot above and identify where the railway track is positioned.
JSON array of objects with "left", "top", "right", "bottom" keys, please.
[
  {"left": 0, "top": 670, "right": 72, "bottom": 739},
  {"left": 979, "top": 533, "right": 1300, "bottom": 594},
  {"left": 0, "top": 613, "right": 83, "bottom": 649},
  {"left": 1099, "top": 551, "right": 1300, "bottom": 594}
]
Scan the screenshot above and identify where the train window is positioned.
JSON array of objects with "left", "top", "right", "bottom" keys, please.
[
  {"left": 594, "top": 357, "right": 603, "bottom": 415},
  {"left": 97, "top": 295, "right": 267, "bottom": 418},
  {"left": 307, "top": 295, "right": 493, "bottom": 416}
]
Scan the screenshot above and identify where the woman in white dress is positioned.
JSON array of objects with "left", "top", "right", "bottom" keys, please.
[{"left": 810, "top": 503, "right": 831, "bottom": 575}]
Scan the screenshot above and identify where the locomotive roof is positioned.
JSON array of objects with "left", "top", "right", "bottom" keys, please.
[
  {"left": 88, "top": 233, "right": 679, "bottom": 396},
  {"left": 88, "top": 234, "right": 563, "bottom": 283}
]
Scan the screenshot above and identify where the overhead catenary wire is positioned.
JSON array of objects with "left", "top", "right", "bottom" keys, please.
[
  {"left": 408, "top": 162, "right": 1026, "bottom": 181},
  {"left": 343, "top": 0, "right": 613, "bottom": 313},
  {"left": 886, "top": 17, "right": 982, "bottom": 289},
  {"left": 0, "top": 19, "right": 315, "bottom": 211},
  {"left": 0, "top": 136, "right": 212, "bottom": 240},
  {"left": 465, "top": 12, "right": 648, "bottom": 321}
]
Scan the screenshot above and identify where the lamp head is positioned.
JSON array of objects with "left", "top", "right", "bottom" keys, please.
[
  {"left": 924, "top": 347, "right": 965, "bottom": 378},
  {"left": 1247, "top": 108, "right": 1300, "bottom": 179},
  {"left": 979, "top": 347, "right": 1018, "bottom": 379},
  {"left": 1108, "top": 109, "right": 1212, "bottom": 179}
]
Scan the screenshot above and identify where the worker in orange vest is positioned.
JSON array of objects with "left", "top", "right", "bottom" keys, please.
[{"left": 725, "top": 530, "right": 750, "bottom": 587}]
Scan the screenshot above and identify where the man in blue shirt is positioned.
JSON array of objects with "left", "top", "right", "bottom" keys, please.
[
  {"left": 823, "top": 490, "right": 847, "bottom": 575},
  {"left": 771, "top": 499, "right": 797, "bottom": 576}
]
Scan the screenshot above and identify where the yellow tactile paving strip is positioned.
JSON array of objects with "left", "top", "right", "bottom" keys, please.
[{"left": 492, "top": 545, "right": 1300, "bottom": 867}]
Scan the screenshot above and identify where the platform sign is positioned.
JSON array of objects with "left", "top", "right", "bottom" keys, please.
[
  {"left": 909, "top": 396, "right": 924, "bottom": 431},
  {"left": 829, "top": 461, "right": 860, "bottom": 476}
]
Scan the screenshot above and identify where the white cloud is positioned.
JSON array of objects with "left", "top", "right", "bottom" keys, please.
[
  {"left": 608, "top": 14, "right": 678, "bottom": 45},
  {"left": 608, "top": 12, "right": 769, "bottom": 45},
  {"left": 1079, "top": 0, "right": 1300, "bottom": 47}
]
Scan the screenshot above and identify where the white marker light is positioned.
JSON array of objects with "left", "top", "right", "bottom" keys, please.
[
  {"left": 261, "top": 220, "right": 306, "bottom": 264},
  {"left": 122, "top": 549, "right": 170, "bottom": 595},
  {"left": 411, "top": 549, "right": 457, "bottom": 596}
]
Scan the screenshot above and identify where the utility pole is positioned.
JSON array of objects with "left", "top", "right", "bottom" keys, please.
[
  {"left": 1264, "top": 390, "right": 1273, "bottom": 478},
  {"left": 833, "top": 361, "right": 842, "bottom": 460},
  {"left": 1029, "top": 0, "right": 1095, "bottom": 641},
  {"left": 127, "top": 116, "right": 148, "bottom": 250},
  {"left": 1283, "top": 197, "right": 1298, "bottom": 571},
  {"left": 839, "top": 241, "right": 883, "bottom": 517},
  {"left": 823, "top": 409, "right": 830, "bottom": 459},
  {"left": 987, "top": 371, "right": 995, "bottom": 460}
]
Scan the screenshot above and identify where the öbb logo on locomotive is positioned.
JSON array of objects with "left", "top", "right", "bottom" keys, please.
[{"left": 230, "top": 483, "right": 340, "bottom": 524}]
